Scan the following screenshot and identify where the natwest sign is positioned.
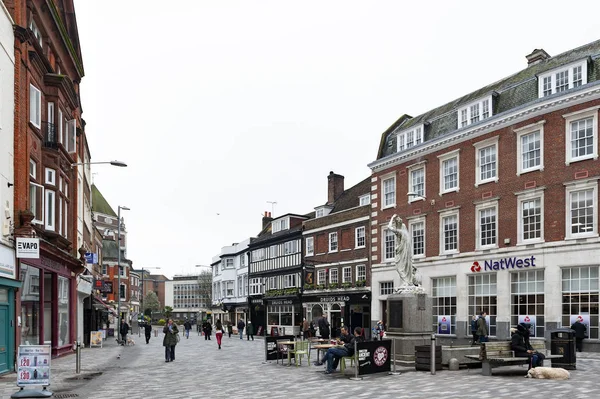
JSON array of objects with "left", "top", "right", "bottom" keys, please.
[{"left": 471, "top": 256, "right": 536, "bottom": 273}]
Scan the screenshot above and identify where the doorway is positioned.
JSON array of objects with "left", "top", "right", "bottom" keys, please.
[{"left": 0, "top": 304, "right": 8, "bottom": 373}]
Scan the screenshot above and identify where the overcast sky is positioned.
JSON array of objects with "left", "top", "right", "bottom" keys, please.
[{"left": 73, "top": 0, "right": 600, "bottom": 278}]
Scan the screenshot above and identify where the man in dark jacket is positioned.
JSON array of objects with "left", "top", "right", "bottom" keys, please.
[
  {"left": 183, "top": 319, "right": 192, "bottom": 339},
  {"left": 318, "top": 315, "right": 330, "bottom": 339},
  {"left": 324, "top": 327, "right": 363, "bottom": 374},
  {"left": 511, "top": 323, "right": 543, "bottom": 369},
  {"left": 119, "top": 319, "right": 130, "bottom": 345},
  {"left": 570, "top": 319, "right": 587, "bottom": 352},
  {"left": 143, "top": 322, "right": 152, "bottom": 344},
  {"left": 314, "top": 326, "right": 352, "bottom": 366},
  {"left": 237, "top": 319, "right": 246, "bottom": 340},
  {"left": 202, "top": 320, "right": 212, "bottom": 340}
]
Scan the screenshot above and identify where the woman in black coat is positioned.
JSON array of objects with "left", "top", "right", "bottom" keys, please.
[{"left": 511, "top": 323, "right": 544, "bottom": 368}]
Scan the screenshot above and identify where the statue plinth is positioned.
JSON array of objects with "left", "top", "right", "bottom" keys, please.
[{"left": 385, "top": 291, "right": 433, "bottom": 366}]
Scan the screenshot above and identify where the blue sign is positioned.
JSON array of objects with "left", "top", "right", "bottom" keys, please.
[
  {"left": 437, "top": 315, "right": 451, "bottom": 335},
  {"left": 85, "top": 252, "right": 98, "bottom": 264}
]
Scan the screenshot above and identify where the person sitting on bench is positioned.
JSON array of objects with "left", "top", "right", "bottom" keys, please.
[
  {"left": 314, "top": 326, "right": 352, "bottom": 366},
  {"left": 323, "top": 326, "right": 363, "bottom": 374},
  {"left": 511, "top": 322, "right": 544, "bottom": 369}
]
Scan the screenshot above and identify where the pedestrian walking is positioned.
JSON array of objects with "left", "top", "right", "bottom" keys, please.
[
  {"left": 227, "top": 321, "right": 233, "bottom": 338},
  {"left": 317, "top": 314, "right": 330, "bottom": 339},
  {"left": 372, "top": 320, "right": 385, "bottom": 341},
  {"left": 119, "top": 319, "right": 130, "bottom": 346},
  {"left": 163, "top": 318, "right": 179, "bottom": 362},
  {"left": 571, "top": 318, "right": 587, "bottom": 352},
  {"left": 183, "top": 319, "right": 192, "bottom": 339},
  {"left": 237, "top": 319, "right": 246, "bottom": 340},
  {"left": 144, "top": 322, "right": 152, "bottom": 344},
  {"left": 202, "top": 320, "right": 212, "bottom": 340},
  {"left": 470, "top": 315, "right": 479, "bottom": 345},
  {"left": 246, "top": 321, "right": 254, "bottom": 341},
  {"left": 302, "top": 318, "right": 310, "bottom": 339},
  {"left": 215, "top": 319, "right": 224, "bottom": 349},
  {"left": 197, "top": 322, "right": 202, "bottom": 336},
  {"left": 476, "top": 311, "right": 488, "bottom": 343}
]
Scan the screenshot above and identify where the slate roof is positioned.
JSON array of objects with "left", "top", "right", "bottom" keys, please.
[
  {"left": 250, "top": 212, "right": 315, "bottom": 247},
  {"left": 91, "top": 184, "right": 117, "bottom": 217},
  {"left": 377, "top": 39, "right": 600, "bottom": 160},
  {"left": 331, "top": 177, "right": 371, "bottom": 213}
]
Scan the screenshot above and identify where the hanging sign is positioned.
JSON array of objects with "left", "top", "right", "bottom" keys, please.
[{"left": 16, "top": 238, "right": 40, "bottom": 259}]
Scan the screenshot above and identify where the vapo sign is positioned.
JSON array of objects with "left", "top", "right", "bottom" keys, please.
[
  {"left": 470, "top": 256, "right": 536, "bottom": 273},
  {"left": 16, "top": 238, "right": 40, "bottom": 259}
]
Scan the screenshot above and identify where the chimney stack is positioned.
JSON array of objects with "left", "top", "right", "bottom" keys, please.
[
  {"left": 262, "top": 211, "right": 273, "bottom": 229},
  {"left": 327, "top": 171, "right": 345, "bottom": 205},
  {"left": 525, "top": 48, "right": 550, "bottom": 66}
]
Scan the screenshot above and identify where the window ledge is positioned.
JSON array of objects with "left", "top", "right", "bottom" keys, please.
[{"left": 381, "top": 204, "right": 396, "bottom": 210}]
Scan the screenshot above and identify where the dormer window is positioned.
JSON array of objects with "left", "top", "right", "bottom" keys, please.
[
  {"left": 538, "top": 60, "right": 587, "bottom": 98},
  {"left": 396, "top": 125, "right": 424, "bottom": 152},
  {"left": 359, "top": 194, "right": 370, "bottom": 206},
  {"left": 272, "top": 217, "right": 289, "bottom": 233},
  {"left": 458, "top": 96, "right": 492, "bottom": 128},
  {"left": 314, "top": 206, "right": 333, "bottom": 218}
]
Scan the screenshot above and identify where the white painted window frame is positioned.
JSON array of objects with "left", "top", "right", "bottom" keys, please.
[
  {"left": 382, "top": 227, "right": 395, "bottom": 261},
  {"left": 29, "top": 159, "right": 37, "bottom": 179},
  {"left": 29, "top": 181, "right": 44, "bottom": 225},
  {"left": 329, "top": 268, "right": 338, "bottom": 284},
  {"left": 45, "top": 168, "right": 56, "bottom": 185},
  {"left": 29, "top": 84, "right": 41, "bottom": 128},
  {"left": 356, "top": 265, "right": 366, "bottom": 282},
  {"left": 474, "top": 136, "right": 499, "bottom": 187},
  {"left": 438, "top": 149, "right": 460, "bottom": 195},
  {"left": 538, "top": 60, "right": 588, "bottom": 98},
  {"left": 457, "top": 96, "right": 493, "bottom": 128},
  {"left": 396, "top": 124, "right": 424, "bottom": 152},
  {"left": 355, "top": 226, "right": 366, "bottom": 248},
  {"left": 408, "top": 163, "right": 426, "bottom": 203},
  {"left": 342, "top": 267, "right": 352, "bottom": 283},
  {"left": 475, "top": 199, "right": 499, "bottom": 250},
  {"left": 515, "top": 120, "right": 545, "bottom": 175},
  {"left": 564, "top": 178, "right": 598, "bottom": 240},
  {"left": 306, "top": 236, "right": 314, "bottom": 256},
  {"left": 439, "top": 209, "right": 459, "bottom": 255},
  {"left": 44, "top": 189, "right": 55, "bottom": 231},
  {"left": 359, "top": 194, "right": 370, "bottom": 206},
  {"left": 317, "top": 269, "right": 327, "bottom": 285},
  {"left": 564, "top": 106, "right": 599, "bottom": 165},
  {"left": 408, "top": 217, "right": 425, "bottom": 258},
  {"left": 516, "top": 187, "right": 545, "bottom": 245},
  {"left": 329, "top": 232, "right": 338, "bottom": 252},
  {"left": 381, "top": 174, "right": 396, "bottom": 209}
]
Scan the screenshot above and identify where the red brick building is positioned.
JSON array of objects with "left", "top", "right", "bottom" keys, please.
[
  {"left": 368, "top": 41, "right": 600, "bottom": 349},
  {"left": 9, "top": 0, "right": 88, "bottom": 357},
  {"left": 302, "top": 172, "right": 371, "bottom": 338}
]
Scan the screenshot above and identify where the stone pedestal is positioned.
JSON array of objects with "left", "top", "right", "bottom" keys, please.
[{"left": 385, "top": 291, "right": 433, "bottom": 366}]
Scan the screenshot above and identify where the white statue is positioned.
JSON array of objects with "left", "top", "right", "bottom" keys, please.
[{"left": 388, "top": 214, "right": 420, "bottom": 287}]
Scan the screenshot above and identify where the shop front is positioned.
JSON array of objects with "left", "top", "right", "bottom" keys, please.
[
  {"left": 19, "top": 246, "right": 80, "bottom": 357},
  {"left": 0, "top": 244, "right": 21, "bottom": 374},
  {"left": 265, "top": 298, "right": 302, "bottom": 337},
  {"left": 302, "top": 291, "right": 371, "bottom": 338},
  {"left": 249, "top": 297, "right": 265, "bottom": 335}
]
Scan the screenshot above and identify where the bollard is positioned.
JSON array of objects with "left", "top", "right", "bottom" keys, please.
[
  {"left": 389, "top": 338, "right": 400, "bottom": 375},
  {"left": 75, "top": 341, "right": 81, "bottom": 374},
  {"left": 430, "top": 333, "right": 436, "bottom": 375}
]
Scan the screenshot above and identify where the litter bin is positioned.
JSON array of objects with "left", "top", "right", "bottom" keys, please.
[{"left": 550, "top": 328, "right": 576, "bottom": 370}]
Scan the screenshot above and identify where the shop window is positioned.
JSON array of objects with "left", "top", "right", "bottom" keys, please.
[
  {"left": 562, "top": 266, "right": 599, "bottom": 339},
  {"left": 20, "top": 264, "right": 40, "bottom": 345},
  {"left": 468, "top": 274, "right": 497, "bottom": 336},
  {"left": 510, "top": 270, "right": 545, "bottom": 337},
  {"left": 432, "top": 277, "right": 457, "bottom": 334}
]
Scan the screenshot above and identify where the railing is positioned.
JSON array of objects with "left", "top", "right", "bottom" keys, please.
[{"left": 42, "top": 122, "right": 58, "bottom": 149}]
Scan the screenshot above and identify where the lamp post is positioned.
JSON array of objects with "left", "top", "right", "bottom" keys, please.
[
  {"left": 117, "top": 205, "right": 130, "bottom": 343},
  {"left": 71, "top": 160, "right": 128, "bottom": 168}
]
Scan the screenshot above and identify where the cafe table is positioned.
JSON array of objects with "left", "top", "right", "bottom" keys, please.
[
  {"left": 276, "top": 341, "right": 297, "bottom": 366},
  {"left": 312, "top": 343, "right": 342, "bottom": 363}
]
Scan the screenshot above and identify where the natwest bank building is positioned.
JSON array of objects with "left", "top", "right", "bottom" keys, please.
[{"left": 368, "top": 40, "right": 600, "bottom": 350}]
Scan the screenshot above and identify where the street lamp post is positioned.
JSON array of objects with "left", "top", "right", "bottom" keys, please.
[
  {"left": 71, "top": 160, "right": 128, "bottom": 168},
  {"left": 117, "top": 205, "right": 130, "bottom": 343}
]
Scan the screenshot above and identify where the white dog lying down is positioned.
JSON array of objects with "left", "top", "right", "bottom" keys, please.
[{"left": 526, "top": 367, "right": 570, "bottom": 380}]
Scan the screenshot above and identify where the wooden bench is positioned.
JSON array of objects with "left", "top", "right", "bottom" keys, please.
[{"left": 464, "top": 341, "right": 562, "bottom": 376}]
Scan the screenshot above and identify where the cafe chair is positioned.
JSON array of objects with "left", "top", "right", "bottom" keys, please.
[
  {"left": 339, "top": 355, "right": 356, "bottom": 373},
  {"left": 291, "top": 340, "right": 310, "bottom": 366},
  {"left": 276, "top": 339, "right": 289, "bottom": 365}
]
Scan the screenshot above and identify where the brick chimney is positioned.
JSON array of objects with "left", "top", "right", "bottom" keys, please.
[
  {"left": 262, "top": 211, "right": 273, "bottom": 229},
  {"left": 327, "top": 171, "right": 344, "bottom": 205},
  {"left": 526, "top": 49, "right": 550, "bottom": 66}
]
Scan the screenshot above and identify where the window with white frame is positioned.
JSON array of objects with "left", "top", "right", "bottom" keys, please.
[
  {"left": 317, "top": 269, "right": 326, "bottom": 285},
  {"left": 565, "top": 179, "right": 597, "bottom": 239},
  {"left": 475, "top": 200, "right": 498, "bottom": 249},
  {"left": 382, "top": 176, "right": 396, "bottom": 208},
  {"left": 250, "top": 278, "right": 262, "bottom": 295},
  {"left": 432, "top": 277, "right": 457, "bottom": 334},
  {"left": 272, "top": 217, "right": 289, "bottom": 233},
  {"left": 284, "top": 240, "right": 298, "bottom": 255},
  {"left": 517, "top": 188, "right": 544, "bottom": 244},
  {"left": 29, "top": 84, "right": 41, "bottom": 128},
  {"left": 468, "top": 273, "right": 497, "bottom": 336},
  {"left": 380, "top": 281, "right": 394, "bottom": 296},
  {"left": 66, "top": 119, "right": 76, "bottom": 153},
  {"left": 30, "top": 159, "right": 37, "bottom": 179},
  {"left": 44, "top": 169, "right": 57, "bottom": 186},
  {"left": 226, "top": 281, "right": 234, "bottom": 297},
  {"left": 458, "top": 96, "right": 492, "bottom": 128},
  {"left": 564, "top": 107, "right": 598, "bottom": 165},
  {"left": 359, "top": 194, "right": 370, "bottom": 206},
  {"left": 240, "top": 254, "right": 246, "bottom": 267},
  {"left": 356, "top": 265, "right": 366, "bottom": 282},
  {"left": 342, "top": 267, "right": 352, "bottom": 283},
  {"left": 515, "top": 121, "right": 545, "bottom": 175},
  {"left": 562, "top": 266, "right": 599, "bottom": 339},
  {"left": 329, "top": 232, "right": 338, "bottom": 252},
  {"left": 268, "top": 245, "right": 278, "bottom": 258},
  {"left": 244, "top": 275, "right": 248, "bottom": 295},
  {"left": 225, "top": 258, "right": 234, "bottom": 268},
  {"left": 396, "top": 125, "right": 424, "bottom": 152},
  {"left": 268, "top": 277, "right": 277, "bottom": 290},
  {"left": 383, "top": 228, "right": 395, "bottom": 261},
  {"left": 408, "top": 164, "right": 425, "bottom": 201},
  {"left": 511, "top": 270, "right": 545, "bottom": 338},
  {"left": 29, "top": 20, "right": 43, "bottom": 46},
  {"left": 538, "top": 61, "right": 587, "bottom": 98},
  {"left": 440, "top": 210, "right": 459, "bottom": 254},
  {"left": 45, "top": 190, "right": 55, "bottom": 231},
  {"left": 355, "top": 226, "right": 365, "bottom": 248},
  {"left": 316, "top": 208, "right": 324, "bottom": 218},
  {"left": 306, "top": 237, "right": 314, "bottom": 256},
  {"left": 474, "top": 137, "right": 499, "bottom": 186},
  {"left": 438, "top": 150, "right": 459, "bottom": 194},
  {"left": 29, "top": 182, "right": 44, "bottom": 224},
  {"left": 329, "top": 269, "right": 338, "bottom": 284},
  {"left": 284, "top": 274, "right": 296, "bottom": 288},
  {"left": 252, "top": 248, "right": 266, "bottom": 261},
  {"left": 409, "top": 218, "right": 425, "bottom": 257}
]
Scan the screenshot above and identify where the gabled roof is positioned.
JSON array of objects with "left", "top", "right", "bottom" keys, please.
[
  {"left": 376, "top": 39, "right": 600, "bottom": 160},
  {"left": 91, "top": 184, "right": 117, "bottom": 217}
]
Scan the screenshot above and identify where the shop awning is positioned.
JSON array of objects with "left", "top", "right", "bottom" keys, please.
[{"left": 93, "top": 297, "right": 118, "bottom": 316}]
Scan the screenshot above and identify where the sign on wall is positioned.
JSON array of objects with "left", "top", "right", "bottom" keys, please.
[
  {"left": 17, "top": 345, "right": 51, "bottom": 387},
  {"left": 569, "top": 314, "right": 590, "bottom": 331},
  {"left": 16, "top": 238, "right": 40, "bottom": 259},
  {"left": 85, "top": 252, "right": 98, "bottom": 264},
  {"left": 437, "top": 315, "right": 451, "bottom": 335},
  {"left": 518, "top": 315, "right": 537, "bottom": 337}
]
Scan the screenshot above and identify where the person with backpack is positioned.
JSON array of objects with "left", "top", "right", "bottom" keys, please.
[
  {"left": 470, "top": 315, "right": 479, "bottom": 345},
  {"left": 237, "top": 318, "right": 246, "bottom": 340}
]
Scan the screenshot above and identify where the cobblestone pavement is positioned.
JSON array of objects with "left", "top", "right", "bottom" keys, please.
[{"left": 1, "top": 329, "right": 599, "bottom": 399}]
